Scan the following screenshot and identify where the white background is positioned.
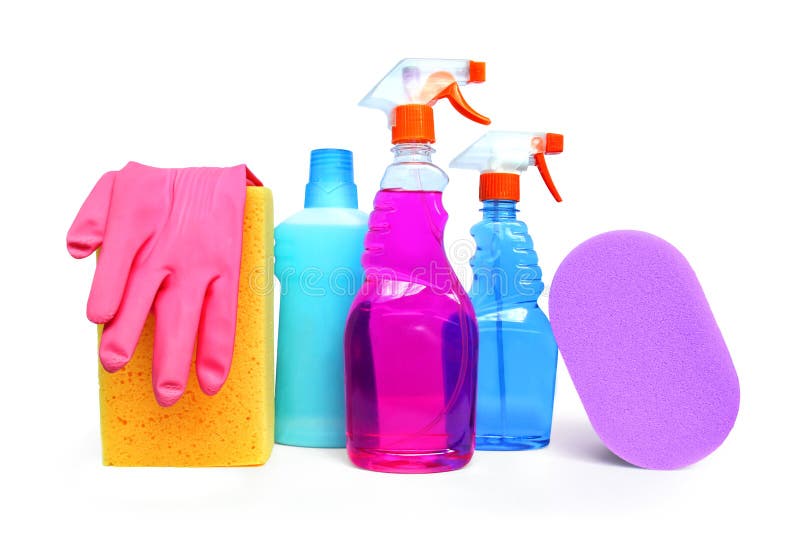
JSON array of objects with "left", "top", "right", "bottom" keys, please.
[{"left": 1, "top": 0, "right": 797, "bottom": 531}]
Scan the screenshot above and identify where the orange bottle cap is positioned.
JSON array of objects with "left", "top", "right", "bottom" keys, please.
[
  {"left": 479, "top": 172, "right": 520, "bottom": 201},
  {"left": 392, "top": 104, "right": 435, "bottom": 144}
]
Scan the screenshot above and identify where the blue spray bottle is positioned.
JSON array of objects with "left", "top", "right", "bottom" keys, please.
[
  {"left": 450, "top": 131, "right": 564, "bottom": 450},
  {"left": 275, "top": 149, "right": 368, "bottom": 447}
]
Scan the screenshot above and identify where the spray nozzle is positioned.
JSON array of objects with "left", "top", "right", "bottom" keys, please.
[
  {"left": 449, "top": 131, "right": 564, "bottom": 202},
  {"left": 360, "top": 58, "right": 490, "bottom": 144}
]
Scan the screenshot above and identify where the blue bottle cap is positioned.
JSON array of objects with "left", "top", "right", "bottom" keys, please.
[{"left": 305, "top": 148, "right": 358, "bottom": 208}]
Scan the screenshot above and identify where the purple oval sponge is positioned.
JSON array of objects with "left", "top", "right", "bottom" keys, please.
[{"left": 549, "top": 230, "right": 739, "bottom": 469}]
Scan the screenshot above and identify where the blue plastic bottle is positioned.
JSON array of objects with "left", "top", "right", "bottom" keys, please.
[
  {"left": 274, "top": 149, "right": 368, "bottom": 447},
  {"left": 450, "top": 131, "right": 564, "bottom": 450}
]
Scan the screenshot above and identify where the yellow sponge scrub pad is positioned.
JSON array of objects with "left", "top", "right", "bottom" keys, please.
[{"left": 98, "top": 186, "right": 274, "bottom": 466}]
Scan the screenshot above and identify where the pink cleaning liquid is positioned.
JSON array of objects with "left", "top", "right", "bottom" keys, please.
[{"left": 344, "top": 189, "right": 478, "bottom": 473}]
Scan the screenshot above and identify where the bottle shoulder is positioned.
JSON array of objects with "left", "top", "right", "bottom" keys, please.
[
  {"left": 276, "top": 208, "right": 369, "bottom": 231},
  {"left": 469, "top": 216, "right": 544, "bottom": 300},
  {"left": 380, "top": 160, "right": 449, "bottom": 191},
  {"left": 470, "top": 219, "right": 536, "bottom": 266},
  {"left": 275, "top": 209, "right": 367, "bottom": 270},
  {"left": 470, "top": 218, "right": 530, "bottom": 236}
]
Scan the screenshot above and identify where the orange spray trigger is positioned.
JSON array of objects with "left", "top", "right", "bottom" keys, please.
[
  {"left": 533, "top": 152, "right": 562, "bottom": 202},
  {"left": 434, "top": 82, "right": 491, "bottom": 125},
  {"left": 419, "top": 72, "right": 490, "bottom": 125}
]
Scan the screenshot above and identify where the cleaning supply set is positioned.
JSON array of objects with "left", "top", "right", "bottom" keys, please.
[{"left": 67, "top": 57, "right": 739, "bottom": 472}]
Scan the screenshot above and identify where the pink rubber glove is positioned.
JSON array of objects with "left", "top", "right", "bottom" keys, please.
[{"left": 67, "top": 162, "right": 261, "bottom": 407}]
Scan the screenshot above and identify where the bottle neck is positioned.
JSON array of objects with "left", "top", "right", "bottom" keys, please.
[
  {"left": 380, "top": 142, "right": 448, "bottom": 192},
  {"left": 481, "top": 199, "right": 518, "bottom": 221},
  {"left": 304, "top": 183, "right": 358, "bottom": 208},
  {"left": 391, "top": 142, "right": 434, "bottom": 162},
  {"left": 304, "top": 148, "right": 358, "bottom": 208}
]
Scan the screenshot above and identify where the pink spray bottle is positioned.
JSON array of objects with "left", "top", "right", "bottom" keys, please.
[{"left": 344, "top": 59, "right": 491, "bottom": 473}]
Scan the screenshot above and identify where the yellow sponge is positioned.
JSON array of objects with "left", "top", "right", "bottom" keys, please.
[{"left": 98, "top": 186, "right": 274, "bottom": 466}]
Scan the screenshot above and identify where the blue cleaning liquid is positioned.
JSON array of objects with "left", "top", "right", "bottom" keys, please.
[
  {"left": 274, "top": 149, "right": 368, "bottom": 447},
  {"left": 469, "top": 200, "right": 558, "bottom": 450}
]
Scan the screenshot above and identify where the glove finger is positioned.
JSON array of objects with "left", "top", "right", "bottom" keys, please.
[
  {"left": 196, "top": 275, "right": 240, "bottom": 396},
  {"left": 152, "top": 278, "right": 205, "bottom": 407},
  {"left": 98, "top": 271, "right": 165, "bottom": 373},
  {"left": 67, "top": 171, "right": 116, "bottom": 259},
  {"left": 85, "top": 219, "right": 151, "bottom": 324},
  {"left": 86, "top": 165, "right": 173, "bottom": 324}
]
